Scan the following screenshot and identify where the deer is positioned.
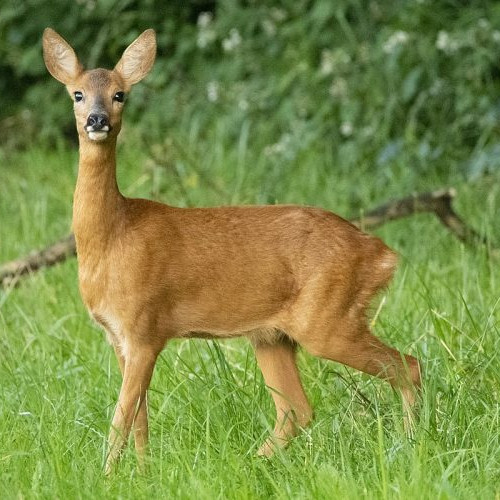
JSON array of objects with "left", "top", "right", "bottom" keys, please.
[{"left": 42, "top": 27, "right": 421, "bottom": 474}]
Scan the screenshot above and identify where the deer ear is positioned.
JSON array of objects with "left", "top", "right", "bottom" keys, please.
[
  {"left": 43, "top": 28, "right": 83, "bottom": 85},
  {"left": 114, "top": 29, "right": 156, "bottom": 87}
]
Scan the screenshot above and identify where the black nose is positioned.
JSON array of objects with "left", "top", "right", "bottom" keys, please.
[{"left": 86, "top": 113, "right": 109, "bottom": 130}]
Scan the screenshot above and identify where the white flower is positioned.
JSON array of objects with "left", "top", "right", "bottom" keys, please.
[
  {"left": 477, "top": 18, "right": 490, "bottom": 31},
  {"left": 436, "top": 31, "right": 449, "bottom": 50},
  {"left": 340, "top": 122, "right": 353, "bottom": 137},
  {"left": 197, "top": 12, "right": 213, "bottom": 28},
  {"left": 261, "top": 19, "right": 277, "bottom": 37},
  {"left": 264, "top": 133, "right": 292, "bottom": 157},
  {"left": 238, "top": 99, "right": 249, "bottom": 111},
  {"left": 197, "top": 12, "right": 216, "bottom": 49},
  {"left": 436, "top": 30, "right": 459, "bottom": 54},
  {"left": 492, "top": 30, "right": 500, "bottom": 43},
  {"left": 206, "top": 81, "right": 219, "bottom": 102},
  {"left": 329, "top": 77, "right": 347, "bottom": 98},
  {"left": 270, "top": 7, "right": 287, "bottom": 22},
  {"left": 320, "top": 50, "right": 334, "bottom": 76},
  {"left": 361, "top": 126, "right": 375, "bottom": 138},
  {"left": 383, "top": 30, "right": 409, "bottom": 54},
  {"left": 222, "top": 29, "right": 242, "bottom": 52},
  {"left": 319, "top": 48, "right": 351, "bottom": 76}
]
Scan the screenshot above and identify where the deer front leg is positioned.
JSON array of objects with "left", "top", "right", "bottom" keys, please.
[
  {"left": 254, "top": 339, "right": 313, "bottom": 457},
  {"left": 105, "top": 346, "right": 158, "bottom": 475},
  {"left": 112, "top": 345, "right": 149, "bottom": 470}
]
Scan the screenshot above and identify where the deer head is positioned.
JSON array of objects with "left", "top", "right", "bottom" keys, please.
[{"left": 42, "top": 28, "right": 156, "bottom": 142}]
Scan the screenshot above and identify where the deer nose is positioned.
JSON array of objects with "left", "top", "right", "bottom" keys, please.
[{"left": 86, "top": 113, "right": 109, "bottom": 130}]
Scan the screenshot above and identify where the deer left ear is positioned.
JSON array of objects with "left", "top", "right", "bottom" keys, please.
[{"left": 114, "top": 29, "right": 156, "bottom": 87}]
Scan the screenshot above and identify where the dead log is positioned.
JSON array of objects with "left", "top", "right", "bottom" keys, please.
[
  {"left": 1, "top": 234, "right": 76, "bottom": 288},
  {"left": 0, "top": 188, "right": 491, "bottom": 288},
  {"left": 350, "top": 187, "right": 488, "bottom": 247}
]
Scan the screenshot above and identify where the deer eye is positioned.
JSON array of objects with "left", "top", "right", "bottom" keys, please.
[
  {"left": 74, "top": 91, "right": 83, "bottom": 102},
  {"left": 113, "top": 91, "right": 125, "bottom": 103}
]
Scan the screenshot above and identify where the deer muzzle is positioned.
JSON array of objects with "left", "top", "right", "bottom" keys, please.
[{"left": 85, "top": 113, "right": 111, "bottom": 141}]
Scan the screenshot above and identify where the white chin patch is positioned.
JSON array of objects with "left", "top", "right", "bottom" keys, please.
[{"left": 88, "top": 131, "right": 108, "bottom": 141}]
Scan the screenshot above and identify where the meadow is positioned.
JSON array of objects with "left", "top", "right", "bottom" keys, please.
[
  {"left": 0, "top": 138, "right": 499, "bottom": 498},
  {"left": 2, "top": 1, "right": 500, "bottom": 498}
]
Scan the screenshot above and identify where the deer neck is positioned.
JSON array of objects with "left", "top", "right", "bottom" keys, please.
[{"left": 73, "top": 138, "right": 124, "bottom": 245}]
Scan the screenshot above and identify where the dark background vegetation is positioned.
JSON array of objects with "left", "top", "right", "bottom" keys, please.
[{"left": 1, "top": 0, "right": 500, "bottom": 187}]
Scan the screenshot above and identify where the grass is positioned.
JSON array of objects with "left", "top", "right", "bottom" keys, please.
[{"left": 0, "top": 139, "right": 499, "bottom": 499}]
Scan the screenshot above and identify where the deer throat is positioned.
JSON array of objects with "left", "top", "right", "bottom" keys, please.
[
  {"left": 73, "top": 140, "right": 125, "bottom": 289},
  {"left": 73, "top": 140, "right": 124, "bottom": 236}
]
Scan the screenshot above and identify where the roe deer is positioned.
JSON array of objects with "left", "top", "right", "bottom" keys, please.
[{"left": 42, "top": 28, "right": 421, "bottom": 474}]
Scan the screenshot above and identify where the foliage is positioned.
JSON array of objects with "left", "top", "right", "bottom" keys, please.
[{"left": 1, "top": 0, "right": 500, "bottom": 181}]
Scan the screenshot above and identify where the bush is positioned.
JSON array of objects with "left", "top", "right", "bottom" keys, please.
[{"left": 1, "top": 0, "right": 500, "bottom": 179}]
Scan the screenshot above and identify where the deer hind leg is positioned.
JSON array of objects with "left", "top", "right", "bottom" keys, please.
[
  {"left": 112, "top": 345, "right": 149, "bottom": 470},
  {"left": 105, "top": 344, "right": 159, "bottom": 475},
  {"left": 253, "top": 337, "right": 313, "bottom": 457},
  {"left": 301, "top": 321, "right": 421, "bottom": 432}
]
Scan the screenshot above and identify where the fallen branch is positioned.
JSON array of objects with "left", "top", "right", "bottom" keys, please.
[
  {"left": 1, "top": 234, "right": 76, "bottom": 288},
  {"left": 0, "top": 188, "right": 491, "bottom": 288},
  {"left": 350, "top": 187, "right": 488, "bottom": 248}
]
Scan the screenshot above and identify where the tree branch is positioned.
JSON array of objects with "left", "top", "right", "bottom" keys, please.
[
  {"left": 0, "top": 188, "right": 492, "bottom": 288},
  {"left": 1, "top": 233, "right": 76, "bottom": 288},
  {"left": 350, "top": 187, "right": 488, "bottom": 247}
]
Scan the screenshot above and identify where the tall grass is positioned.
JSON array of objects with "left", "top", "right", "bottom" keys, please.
[{"left": 1, "top": 142, "right": 499, "bottom": 498}]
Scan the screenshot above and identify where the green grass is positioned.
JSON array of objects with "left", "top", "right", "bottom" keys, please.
[{"left": 1, "top": 141, "right": 499, "bottom": 499}]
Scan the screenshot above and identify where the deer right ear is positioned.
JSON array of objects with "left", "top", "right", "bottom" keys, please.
[{"left": 42, "top": 28, "right": 83, "bottom": 85}]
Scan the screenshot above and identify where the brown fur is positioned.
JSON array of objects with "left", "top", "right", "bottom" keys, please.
[{"left": 42, "top": 28, "right": 421, "bottom": 474}]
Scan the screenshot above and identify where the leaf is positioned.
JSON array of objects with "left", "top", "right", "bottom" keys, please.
[{"left": 402, "top": 67, "right": 423, "bottom": 102}]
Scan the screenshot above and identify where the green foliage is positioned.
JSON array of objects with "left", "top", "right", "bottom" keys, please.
[{"left": 1, "top": 0, "right": 500, "bottom": 180}]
